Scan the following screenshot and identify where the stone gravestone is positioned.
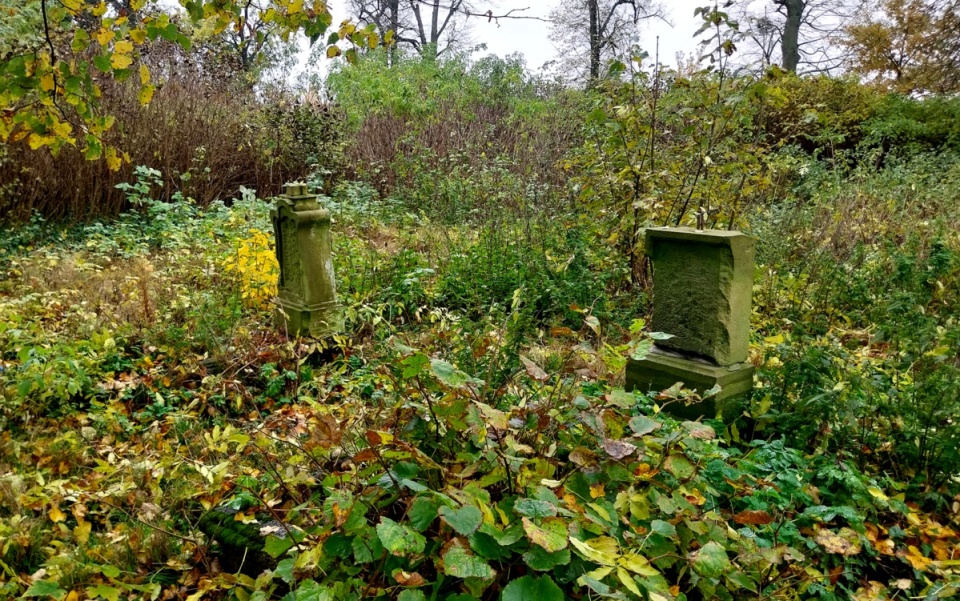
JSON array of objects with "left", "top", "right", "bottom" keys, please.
[
  {"left": 626, "top": 227, "right": 755, "bottom": 419},
  {"left": 271, "top": 182, "right": 342, "bottom": 338}
]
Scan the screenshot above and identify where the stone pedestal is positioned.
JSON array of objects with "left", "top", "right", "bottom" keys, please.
[
  {"left": 626, "top": 228, "right": 756, "bottom": 419},
  {"left": 271, "top": 183, "right": 342, "bottom": 338}
]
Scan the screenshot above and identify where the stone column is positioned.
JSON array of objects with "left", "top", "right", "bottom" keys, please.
[
  {"left": 271, "top": 183, "right": 342, "bottom": 338},
  {"left": 626, "top": 228, "right": 756, "bottom": 419}
]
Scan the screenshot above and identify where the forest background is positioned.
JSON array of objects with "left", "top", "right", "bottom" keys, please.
[{"left": 2, "top": 0, "right": 960, "bottom": 600}]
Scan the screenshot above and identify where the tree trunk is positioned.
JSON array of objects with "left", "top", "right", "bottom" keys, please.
[
  {"left": 588, "top": 0, "right": 601, "bottom": 80},
  {"left": 779, "top": 0, "right": 804, "bottom": 72},
  {"left": 430, "top": 0, "right": 440, "bottom": 45},
  {"left": 388, "top": 0, "right": 399, "bottom": 66}
]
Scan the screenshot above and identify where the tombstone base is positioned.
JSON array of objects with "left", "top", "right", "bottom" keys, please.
[
  {"left": 276, "top": 298, "right": 342, "bottom": 339},
  {"left": 626, "top": 348, "right": 754, "bottom": 420}
]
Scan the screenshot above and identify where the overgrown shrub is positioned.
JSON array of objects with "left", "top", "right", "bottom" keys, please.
[
  {"left": 863, "top": 94, "right": 960, "bottom": 156},
  {"left": 750, "top": 150, "right": 960, "bottom": 493},
  {"left": 0, "top": 39, "right": 344, "bottom": 222},
  {"left": 327, "top": 52, "right": 585, "bottom": 203}
]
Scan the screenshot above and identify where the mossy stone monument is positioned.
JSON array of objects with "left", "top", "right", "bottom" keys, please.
[
  {"left": 272, "top": 182, "right": 342, "bottom": 338},
  {"left": 626, "top": 227, "right": 756, "bottom": 419}
]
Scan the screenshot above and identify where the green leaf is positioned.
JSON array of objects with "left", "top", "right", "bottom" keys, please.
[
  {"left": 275, "top": 558, "right": 295, "bottom": 584},
  {"left": 649, "top": 332, "right": 675, "bottom": 341},
  {"left": 408, "top": 496, "right": 439, "bottom": 532},
  {"left": 264, "top": 535, "right": 295, "bottom": 558},
  {"left": 93, "top": 54, "right": 112, "bottom": 72},
  {"left": 663, "top": 453, "right": 695, "bottom": 480},
  {"left": 397, "top": 591, "right": 426, "bottom": 601},
  {"left": 98, "top": 564, "right": 121, "bottom": 578},
  {"left": 501, "top": 575, "right": 564, "bottom": 601},
  {"left": 726, "top": 570, "right": 759, "bottom": 592},
  {"left": 294, "top": 580, "right": 327, "bottom": 601},
  {"left": 442, "top": 543, "right": 495, "bottom": 579},
  {"left": 352, "top": 534, "right": 379, "bottom": 563},
  {"left": 690, "top": 541, "right": 732, "bottom": 579},
  {"left": 377, "top": 517, "right": 426, "bottom": 557},
  {"left": 86, "top": 584, "right": 121, "bottom": 601},
  {"left": 401, "top": 353, "right": 429, "bottom": 379},
  {"left": 522, "top": 546, "right": 571, "bottom": 571},
  {"left": 522, "top": 517, "right": 568, "bottom": 552},
  {"left": 651, "top": 519, "right": 677, "bottom": 538},
  {"left": 430, "top": 359, "right": 481, "bottom": 388},
  {"left": 439, "top": 505, "right": 483, "bottom": 536},
  {"left": 23, "top": 581, "right": 66, "bottom": 600},
  {"left": 480, "top": 522, "right": 526, "bottom": 546},
  {"left": 513, "top": 498, "right": 557, "bottom": 519},
  {"left": 629, "top": 415, "right": 662, "bottom": 436}
]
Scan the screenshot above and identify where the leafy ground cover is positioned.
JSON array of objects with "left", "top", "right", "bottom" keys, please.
[{"left": 2, "top": 157, "right": 960, "bottom": 600}]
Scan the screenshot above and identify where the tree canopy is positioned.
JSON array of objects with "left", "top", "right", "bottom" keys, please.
[{"left": 0, "top": 0, "right": 370, "bottom": 167}]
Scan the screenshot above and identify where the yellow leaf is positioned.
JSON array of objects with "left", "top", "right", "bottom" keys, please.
[
  {"left": 590, "top": 483, "right": 605, "bottom": 499},
  {"left": 62, "top": 0, "right": 83, "bottom": 11},
  {"left": 338, "top": 21, "right": 356, "bottom": 38},
  {"left": 53, "top": 119, "right": 72, "bottom": 137},
  {"left": 570, "top": 536, "right": 619, "bottom": 566},
  {"left": 28, "top": 133, "right": 52, "bottom": 150},
  {"left": 130, "top": 28, "right": 147, "bottom": 45},
  {"left": 96, "top": 28, "right": 113, "bottom": 46},
  {"left": 105, "top": 146, "right": 122, "bottom": 171},
  {"left": 619, "top": 551, "right": 660, "bottom": 576},
  {"left": 617, "top": 567, "right": 643, "bottom": 597},
  {"left": 764, "top": 334, "right": 784, "bottom": 345},
  {"left": 587, "top": 502, "right": 611, "bottom": 522},
  {"left": 92, "top": 1, "right": 107, "bottom": 16},
  {"left": 138, "top": 85, "right": 155, "bottom": 105},
  {"left": 40, "top": 72, "right": 55, "bottom": 92},
  {"left": 74, "top": 518, "right": 91, "bottom": 544},
  {"left": 49, "top": 505, "right": 66, "bottom": 523},
  {"left": 114, "top": 39, "right": 133, "bottom": 54},
  {"left": 902, "top": 545, "right": 932, "bottom": 571},
  {"left": 233, "top": 511, "right": 256, "bottom": 524},
  {"left": 582, "top": 566, "right": 613, "bottom": 581},
  {"left": 326, "top": 45, "right": 341, "bottom": 58},
  {"left": 815, "top": 527, "right": 861, "bottom": 556},
  {"left": 110, "top": 52, "right": 134, "bottom": 70},
  {"left": 867, "top": 487, "right": 888, "bottom": 501},
  {"left": 139, "top": 64, "right": 150, "bottom": 85}
]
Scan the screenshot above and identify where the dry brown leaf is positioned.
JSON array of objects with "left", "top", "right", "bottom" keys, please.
[
  {"left": 394, "top": 571, "right": 426, "bottom": 587},
  {"left": 815, "top": 527, "right": 862, "bottom": 556},
  {"left": 602, "top": 438, "right": 637, "bottom": 460},
  {"left": 520, "top": 355, "right": 549, "bottom": 382},
  {"left": 733, "top": 510, "right": 773, "bottom": 526}
]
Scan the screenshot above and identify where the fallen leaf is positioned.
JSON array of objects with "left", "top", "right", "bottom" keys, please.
[
  {"left": 734, "top": 510, "right": 773, "bottom": 526},
  {"left": 520, "top": 355, "right": 549, "bottom": 382},
  {"left": 602, "top": 438, "right": 637, "bottom": 460},
  {"left": 815, "top": 527, "right": 861, "bottom": 556},
  {"left": 394, "top": 570, "right": 426, "bottom": 587}
]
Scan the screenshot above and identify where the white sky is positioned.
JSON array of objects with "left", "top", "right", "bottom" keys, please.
[
  {"left": 466, "top": 0, "right": 706, "bottom": 71},
  {"left": 303, "top": 0, "right": 706, "bottom": 78}
]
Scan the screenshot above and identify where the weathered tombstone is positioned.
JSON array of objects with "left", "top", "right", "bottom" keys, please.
[
  {"left": 271, "top": 182, "right": 342, "bottom": 338},
  {"left": 626, "top": 227, "right": 756, "bottom": 419}
]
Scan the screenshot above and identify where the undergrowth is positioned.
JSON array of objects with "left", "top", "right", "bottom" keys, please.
[{"left": 1, "top": 151, "right": 959, "bottom": 600}]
